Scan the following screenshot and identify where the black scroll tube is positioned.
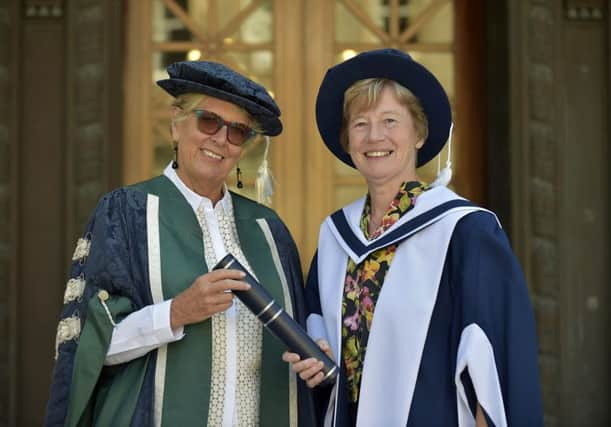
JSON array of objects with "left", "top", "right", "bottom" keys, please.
[{"left": 213, "top": 253, "right": 338, "bottom": 386}]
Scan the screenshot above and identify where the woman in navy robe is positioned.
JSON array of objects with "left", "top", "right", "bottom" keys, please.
[
  {"left": 284, "top": 49, "right": 543, "bottom": 426},
  {"left": 45, "top": 61, "right": 316, "bottom": 426}
]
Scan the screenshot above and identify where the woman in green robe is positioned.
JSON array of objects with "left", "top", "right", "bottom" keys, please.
[{"left": 45, "top": 60, "right": 316, "bottom": 427}]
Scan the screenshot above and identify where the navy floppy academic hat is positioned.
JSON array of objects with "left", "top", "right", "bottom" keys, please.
[
  {"left": 157, "top": 60, "right": 282, "bottom": 136},
  {"left": 315, "top": 48, "right": 452, "bottom": 168}
]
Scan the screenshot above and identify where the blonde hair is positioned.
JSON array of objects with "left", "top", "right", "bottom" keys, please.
[
  {"left": 170, "top": 93, "right": 262, "bottom": 134},
  {"left": 171, "top": 93, "right": 206, "bottom": 123},
  {"left": 340, "top": 78, "right": 428, "bottom": 151}
]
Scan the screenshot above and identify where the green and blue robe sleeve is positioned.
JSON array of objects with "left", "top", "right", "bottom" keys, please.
[{"left": 45, "top": 187, "right": 155, "bottom": 427}]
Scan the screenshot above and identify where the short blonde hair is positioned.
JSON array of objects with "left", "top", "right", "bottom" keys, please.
[
  {"left": 340, "top": 78, "right": 428, "bottom": 151},
  {"left": 171, "top": 93, "right": 206, "bottom": 123},
  {"left": 170, "top": 93, "right": 262, "bottom": 134}
]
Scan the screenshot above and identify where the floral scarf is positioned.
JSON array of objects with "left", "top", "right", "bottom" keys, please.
[{"left": 342, "top": 181, "right": 428, "bottom": 408}]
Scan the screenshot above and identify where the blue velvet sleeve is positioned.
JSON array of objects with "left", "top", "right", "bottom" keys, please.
[
  {"left": 450, "top": 211, "right": 543, "bottom": 426},
  {"left": 44, "top": 187, "right": 152, "bottom": 426}
]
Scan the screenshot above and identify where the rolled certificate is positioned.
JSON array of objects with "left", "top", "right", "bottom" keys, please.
[{"left": 213, "top": 253, "right": 338, "bottom": 386}]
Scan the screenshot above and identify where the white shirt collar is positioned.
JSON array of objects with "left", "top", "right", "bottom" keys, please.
[{"left": 163, "top": 162, "right": 231, "bottom": 214}]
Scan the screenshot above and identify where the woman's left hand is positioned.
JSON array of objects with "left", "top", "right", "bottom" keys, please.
[{"left": 282, "top": 339, "right": 333, "bottom": 388}]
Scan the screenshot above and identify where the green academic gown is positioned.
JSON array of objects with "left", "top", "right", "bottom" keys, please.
[{"left": 45, "top": 175, "right": 316, "bottom": 427}]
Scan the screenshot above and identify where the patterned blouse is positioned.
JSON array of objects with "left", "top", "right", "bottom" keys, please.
[{"left": 342, "top": 181, "right": 428, "bottom": 411}]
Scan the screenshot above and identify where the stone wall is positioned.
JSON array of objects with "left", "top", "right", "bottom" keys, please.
[
  {"left": 67, "top": 0, "right": 122, "bottom": 240},
  {"left": 0, "top": 2, "right": 14, "bottom": 425},
  {"left": 2, "top": 0, "right": 123, "bottom": 424},
  {"left": 511, "top": 1, "right": 609, "bottom": 425}
]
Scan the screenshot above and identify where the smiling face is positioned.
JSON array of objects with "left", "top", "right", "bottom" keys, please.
[
  {"left": 346, "top": 85, "right": 425, "bottom": 189},
  {"left": 171, "top": 95, "right": 251, "bottom": 200}
]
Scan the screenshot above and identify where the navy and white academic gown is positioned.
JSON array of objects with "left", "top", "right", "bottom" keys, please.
[
  {"left": 305, "top": 186, "right": 543, "bottom": 427},
  {"left": 44, "top": 175, "right": 317, "bottom": 427}
]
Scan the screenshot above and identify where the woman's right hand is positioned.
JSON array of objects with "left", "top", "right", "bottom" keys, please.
[
  {"left": 282, "top": 339, "right": 334, "bottom": 388},
  {"left": 170, "top": 269, "right": 250, "bottom": 329}
]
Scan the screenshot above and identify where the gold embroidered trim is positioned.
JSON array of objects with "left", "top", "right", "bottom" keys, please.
[
  {"left": 54, "top": 315, "right": 81, "bottom": 359},
  {"left": 63, "top": 276, "right": 86, "bottom": 304},
  {"left": 71, "top": 237, "right": 91, "bottom": 261}
]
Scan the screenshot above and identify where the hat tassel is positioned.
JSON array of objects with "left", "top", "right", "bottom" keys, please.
[
  {"left": 255, "top": 136, "right": 275, "bottom": 205},
  {"left": 430, "top": 122, "right": 453, "bottom": 187}
]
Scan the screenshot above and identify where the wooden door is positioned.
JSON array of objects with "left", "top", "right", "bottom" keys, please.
[{"left": 123, "top": 0, "right": 484, "bottom": 265}]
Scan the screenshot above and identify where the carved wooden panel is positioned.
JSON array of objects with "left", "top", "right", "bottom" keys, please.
[
  {"left": 9, "top": 1, "right": 122, "bottom": 423},
  {"left": 68, "top": 1, "right": 106, "bottom": 237},
  {"left": 0, "top": 2, "right": 14, "bottom": 425},
  {"left": 513, "top": 1, "right": 610, "bottom": 425},
  {"left": 524, "top": 4, "right": 561, "bottom": 424},
  {"left": 559, "top": 7, "right": 609, "bottom": 422},
  {"left": 65, "top": 0, "right": 123, "bottom": 248},
  {"left": 23, "top": 0, "right": 64, "bottom": 19},
  {"left": 564, "top": 0, "right": 605, "bottom": 20}
]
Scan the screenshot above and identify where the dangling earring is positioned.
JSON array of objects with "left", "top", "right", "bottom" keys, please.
[
  {"left": 236, "top": 165, "right": 243, "bottom": 189},
  {"left": 172, "top": 145, "right": 178, "bottom": 169},
  {"left": 255, "top": 136, "right": 275, "bottom": 205}
]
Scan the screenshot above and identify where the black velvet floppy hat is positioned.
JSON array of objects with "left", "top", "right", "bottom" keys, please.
[
  {"left": 157, "top": 60, "right": 282, "bottom": 136},
  {"left": 315, "top": 48, "right": 451, "bottom": 168}
]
